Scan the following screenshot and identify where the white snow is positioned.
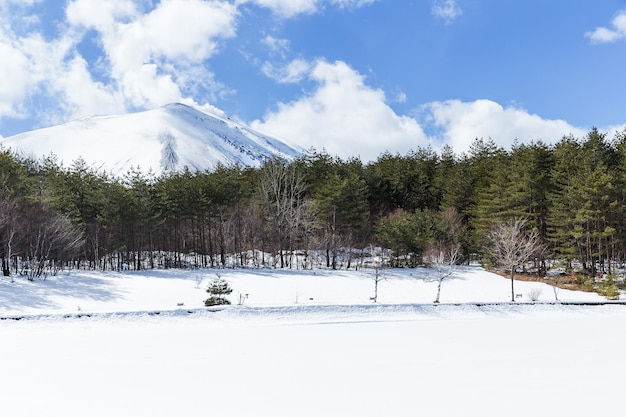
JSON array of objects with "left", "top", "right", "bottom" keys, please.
[
  {"left": 0, "top": 266, "right": 623, "bottom": 417},
  {"left": 0, "top": 103, "right": 302, "bottom": 175}
]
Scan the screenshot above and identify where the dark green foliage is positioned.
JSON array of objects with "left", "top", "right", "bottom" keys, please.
[
  {"left": 374, "top": 209, "right": 435, "bottom": 266},
  {"left": 205, "top": 277, "right": 233, "bottom": 306},
  {"left": 597, "top": 274, "right": 620, "bottom": 300},
  {"left": 3, "top": 127, "right": 626, "bottom": 277},
  {"left": 366, "top": 149, "right": 440, "bottom": 216},
  {"left": 204, "top": 296, "right": 231, "bottom": 306}
]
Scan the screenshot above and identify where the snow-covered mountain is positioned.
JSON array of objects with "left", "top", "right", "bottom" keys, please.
[{"left": 0, "top": 103, "right": 302, "bottom": 175}]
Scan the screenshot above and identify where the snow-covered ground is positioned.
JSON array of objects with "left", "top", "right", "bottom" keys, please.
[
  {"left": 0, "top": 266, "right": 604, "bottom": 316},
  {"left": 1, "top": 266, "right": 624, "bottom": 416}
]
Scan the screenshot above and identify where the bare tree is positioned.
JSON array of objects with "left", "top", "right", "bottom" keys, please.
[
  {"left": 423, "top": 208, "right": 465, "bottom": 303},
  {"left": 371, "top": 264, "right": 385, "bottom": 303},
  {"left": 424, "top": 241, "right": 462, "bottom": 303},
  {"left": 0, "top": 198, "right": 18, "bottom": 278},
  {"left": 21, "top": 203, "right": 84, "bottom": 279},
  {"left": 550, "top": 274, "right": 567, "bottom": 301},
  {"left": 259, "top": 158, "right": 308, "bottom": 268},
  {"left": 488, "top": 218, "right": 546, "bottom": 302},
  {"left": 369, "top": 250, "right": 386, "bottom": 303}
]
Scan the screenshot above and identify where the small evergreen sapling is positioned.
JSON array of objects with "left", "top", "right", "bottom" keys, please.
[
  {"left": 205, "top": 276, "right": 233, "bottom": 306},
  {"left": 597, "top": 274, "right": 620, "bottom": 300}
]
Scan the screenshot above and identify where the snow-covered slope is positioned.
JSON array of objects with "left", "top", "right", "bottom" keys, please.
[{"left": 0, "top": 103, "right": 302, "bottom": 175}]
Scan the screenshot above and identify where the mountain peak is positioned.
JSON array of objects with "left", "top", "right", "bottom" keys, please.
[{"left": 0, "top": 104, "right": 301, "bottom": 176}]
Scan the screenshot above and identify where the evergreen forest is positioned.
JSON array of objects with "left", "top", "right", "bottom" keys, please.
[{"left": 1, "top": 128, "right": 626, "bottom": 281}]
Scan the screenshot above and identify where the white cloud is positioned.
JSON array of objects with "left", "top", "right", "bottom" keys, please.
[
  {"left": 66, "top": 0, "right": 138, "bottom": 31},
  {"left": 0, "top": 2, "right": 50, "bottom": 119},
  {"left": 136, "top": 0, "right": 237, "bottom": 61},
  {"left": 432, "top": 0, "right": 462, "bottom": 23},
  {"left": 586, "top": 10, "right": 626, "bottom": 43},
  {"left": 422, "top": 99, "right": 587, "bottom": 153},
  {"left": 67, "top": 0, "right": 238, "bottom": 114},
  {"left": 253, "top": 66, "right": 591, "bottom": 160},
  {"left": 180, "top": 97, "right": 227, "bottom": 119},
  {"left": 241, "top": 0, "right": 319, "bottom": 17},
  {"left": 85, "top": 0, "right": 237, "bottom": 86},
  {"left": 55, "top": 56, "right": 122, "bottom": 118},
  {"left": 240, "top": 0, "right": 377, "bottom": 18},
  {"left": 262, "top": 35, "right": 290, "bottom": 56},
  {"left": 262, "top": 59, "right": 312, "bottom": 83},
  {"left": 0, "top": 0, "right": 240, "bottom": 127},
  {"left": 0, "top": 39, "right": 32, "bottom": 117},
  {"left": 1, "top": 0, "right": 383, "bottom": 131},
  {"left": 252, "top": 60, "right": 428, "bottom": 161}
]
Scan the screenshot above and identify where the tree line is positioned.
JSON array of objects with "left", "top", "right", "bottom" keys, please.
[{"left": 1, "top": 127, "right": 626, "bottom": 279}]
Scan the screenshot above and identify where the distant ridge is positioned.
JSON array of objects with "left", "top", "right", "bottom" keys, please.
[{"left": 0, "top": 103, "right": 302, "bottom": 175}]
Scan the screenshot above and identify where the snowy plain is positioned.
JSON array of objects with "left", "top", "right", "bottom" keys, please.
[{"left": 1, "top": 266, "right": 624, "bottom": 417}]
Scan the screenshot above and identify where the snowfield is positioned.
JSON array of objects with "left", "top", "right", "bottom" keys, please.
[
  {"left": 1, "top": 266, "right": 624, "bottom": 417},
  {"left": 0, "top": 266, "right": 604, "bottom": 316}
]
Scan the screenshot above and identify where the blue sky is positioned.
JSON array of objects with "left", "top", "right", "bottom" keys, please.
[{"left": 1, "top": 0, "right": 625, "bottom": 161}]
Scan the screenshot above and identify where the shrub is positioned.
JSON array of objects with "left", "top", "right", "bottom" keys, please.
[
  {"left": 582, "top": 276, "right": 595, "bottom": 291},
  {"left": 528, "top": 288, "right": 542, "bottom": 302}
]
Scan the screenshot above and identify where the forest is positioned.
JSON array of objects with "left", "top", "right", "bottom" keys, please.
[{"left": 1, "top": 127, "right": 626, "bottom": 282}]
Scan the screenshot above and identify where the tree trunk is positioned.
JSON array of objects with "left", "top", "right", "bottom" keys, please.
[
  {"left": 435, "top": 278, "right": 443, "bottom": 303},
  {"left": 510, "top": 268, "right": 515, "bottom": 302}
]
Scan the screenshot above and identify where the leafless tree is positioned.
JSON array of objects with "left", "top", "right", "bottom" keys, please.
[
  {"left": 423, "top": 208, "right": 465, "bottom": 303},
  {"left": 440, "top": 207, "right": 464, "bottom": 244},
  {"left": 550, "top": 274, "right": 567, "bottom": 301},
  {"left": 0, "top": 198, "right": 18, "bottom": 278},
  {"left": 488, "top": 218, "right": 546, "bottom": 302},
  {"left": 21, "top": 203, "right": 84, "bottom": 279},
  {"left": 370, "top": 260, "right": 385, "bottom": 303},
  {"left": 259, "top": 158, "right": 308, "bottom": 268},
  {"left": 424, "top": 241, "right": 462, "bottom": 303}
]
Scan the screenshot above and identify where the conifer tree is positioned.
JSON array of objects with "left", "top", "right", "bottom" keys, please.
[{"left": 204, "top": 276, "right": 233, "bottom": 306}]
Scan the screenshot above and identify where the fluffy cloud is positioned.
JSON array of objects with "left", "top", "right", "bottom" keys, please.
[
  {"left": 253, "top": 59, "right": 592, "bottom": 160},
  {"left": 586, "top": 10, "right": 626, "bottom": 43},
  {"left": 422, "top": 99, "right": 587, "bottom": 153},
  {"left": 252, "top": 60, "right": 428, "bottom": 161},
  {"left": 54, "top": 56, "right": 122, "bottom": 118},
  {"left": 65, "top": 0, "right": 137, "bottom": 31},
  {"left": 0, "top": 40, "right": 32, "bottom": 117},
  {"left": 66, "top": 0, "right": 237, "bottom": 108},
  {"left": 1, "top": 0, "right": 382, "bottom": 131},
  {"left": 0, "top": 0, "right": 239, "bottom": 124}
]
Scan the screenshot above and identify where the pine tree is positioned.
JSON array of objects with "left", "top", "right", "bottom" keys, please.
[
  {"left": 205, "top": 276, "right": 233, "bottom": 306},
  {"left": 466, "top": 138, "right": 508, "bottom": 253},
  {"left": 314, "top": 171, "right": 369, "bottom": 269}
]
